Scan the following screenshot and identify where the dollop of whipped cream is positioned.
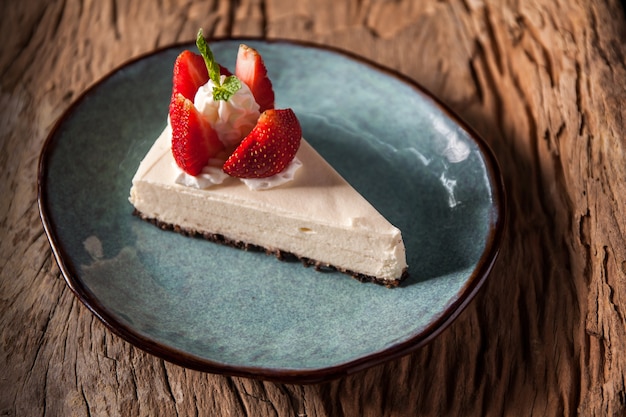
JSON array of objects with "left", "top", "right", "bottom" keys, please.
[
  {"left": 241, "top": 157, "right": 302, "bottom": 190},
  {"left": 174, "top": 157, "right": 229, "bottom": 188},
  {"left": 174, "top": 157, "right": 302, "bottom": 191},
  {"left": 194, "top": 75, "right": 260, "bottom": 147}
]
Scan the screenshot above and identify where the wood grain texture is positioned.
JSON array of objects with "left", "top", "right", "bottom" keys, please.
[{"left": 1, "top": 0, "right": 625, "bottom": 415}]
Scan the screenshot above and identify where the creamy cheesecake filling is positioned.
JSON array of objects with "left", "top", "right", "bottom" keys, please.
[{"left": 129, "top": 127, "right": 408, "bottom": 283}]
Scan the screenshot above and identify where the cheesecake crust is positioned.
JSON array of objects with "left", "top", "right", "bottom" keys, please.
[{"left": 133, "top": 209, "right": 408, "bottom": 287}]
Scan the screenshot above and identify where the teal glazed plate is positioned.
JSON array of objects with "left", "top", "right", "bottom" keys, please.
[{"left": 38, "top": 39, "right": 505, "bottom": 383}]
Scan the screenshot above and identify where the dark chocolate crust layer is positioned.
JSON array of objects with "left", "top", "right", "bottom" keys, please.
[{"left": 133, "top": 209, "right": 409, "bottom": 287}]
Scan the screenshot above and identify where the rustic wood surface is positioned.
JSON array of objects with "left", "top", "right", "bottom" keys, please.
[{"left": 2, "top": 0, "right": 626, "bottom": 415}]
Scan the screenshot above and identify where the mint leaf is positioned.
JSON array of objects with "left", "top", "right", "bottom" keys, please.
[
  {"left": 195, "top": 29, "right": 242, "bottom": 101},
  {"left": 212, "top": 75, "right": 242, "bottom": 101},
  {"left": 196, "top": 29, "right": 222, "bottom": 86}
]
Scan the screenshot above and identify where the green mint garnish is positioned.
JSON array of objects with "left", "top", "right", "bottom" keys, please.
[
  {"left": 196, "top": 29, "right": 241, "bottom": 101},
  {"left": 213, "top": 75, "right": 241, "bottom": 100},
  {"left": 196, "top": 29, "right": 221, "bottom": 85}
]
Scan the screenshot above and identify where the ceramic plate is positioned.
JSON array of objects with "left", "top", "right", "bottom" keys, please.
[{"left": 38, "top": 39, "right": 505, "bottom": 383}]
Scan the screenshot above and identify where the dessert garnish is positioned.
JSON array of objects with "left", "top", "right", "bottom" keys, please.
[
  {"left": 195, "top": 30, "right": 242, "bottom": 102},
  {"left": 234, "top": 44, "right": 275, "bottom": 113},
  {"left": 170, "top": 93, "right": 223, "bottom": 176},
  {"left": 223, "top": 109, "right": 302, "bottom": 178},
  {"left": 169, "top": 29, "right": 300, "bottom": 182}
]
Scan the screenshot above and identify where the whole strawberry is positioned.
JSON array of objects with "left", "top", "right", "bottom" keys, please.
[{"left": 223, "top": 109, "right": 302, "bottom": 178}]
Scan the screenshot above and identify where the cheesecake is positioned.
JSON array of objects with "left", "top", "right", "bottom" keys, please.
[
  {"left": 130, "top": 125, "right": 407, "bottom": 285},
  {"left": 128, "top": 31, "right": 408, "bottom": 286}
]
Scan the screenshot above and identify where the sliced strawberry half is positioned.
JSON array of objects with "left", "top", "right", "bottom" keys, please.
[
  {"left": 223, "top": 109, "right": 301, "bottom": 178},
  {"left": 171, "top": 51, "right": 209, "bottom": 104},
  {"left": 171, "top": 50, "right": 233, "bottom": 102},
  {"left": 235, "top": 44, "right": 275, "bottom": 112},
  {"left": 170, "top": 93, "right": 225, "bottom": 176}
]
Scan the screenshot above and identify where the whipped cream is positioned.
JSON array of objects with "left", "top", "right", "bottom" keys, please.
[
  {"left": 174, "top": 157, "right": 302, "bottom": 191},
  {"left": 174, "top": 157, "right": 230, "bottom": 188},
  {"left": 194, "top": 75, "right": 260, "bottom": 147},
  {"left": 241, "top": 157, "right": 302, "bottom": 190}
]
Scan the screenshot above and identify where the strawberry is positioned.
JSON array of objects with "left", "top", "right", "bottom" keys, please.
[
  {"left": 171, "top": 50, "right": 209, "bottom": 103},
  {"left": 170, "top": 50, "right": 233, "bottom": 104},
  {"left": 223, "top": 109, "right": 301, "bottom": 178},
  {"left": 170, "top": 93, "right": 225, "bottom": 176},
  {"left": 235, "top": 44, "right": 275, "bottom": 112}
]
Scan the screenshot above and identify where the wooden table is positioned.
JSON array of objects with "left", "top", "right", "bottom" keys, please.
[{"left": 2, "top": 0, "right": 625, "bottom": 415}]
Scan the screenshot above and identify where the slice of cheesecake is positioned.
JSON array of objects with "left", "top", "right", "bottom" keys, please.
[
  {"left": 129, "top": 125, "right": 408, "bottom": 286},
  {"left": 130, "top": 31, "right": 408, "bottom": 286}
]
